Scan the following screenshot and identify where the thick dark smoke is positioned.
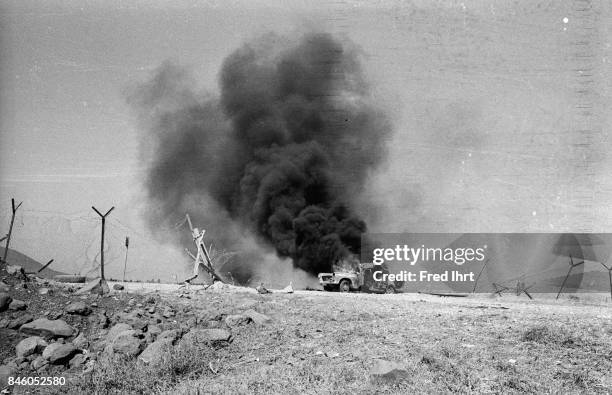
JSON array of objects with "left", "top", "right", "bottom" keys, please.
[{"left": 130, "top": 32, "right": 391, "bottom": 277}]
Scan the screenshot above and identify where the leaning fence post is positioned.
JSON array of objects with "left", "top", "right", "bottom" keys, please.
[{"left": 2, "top": 198, "right": 23, "bottom": 265}]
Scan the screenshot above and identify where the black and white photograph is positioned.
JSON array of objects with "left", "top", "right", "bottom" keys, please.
[{"left": 0, "top": 0, "right": 611, "bottom": 393}]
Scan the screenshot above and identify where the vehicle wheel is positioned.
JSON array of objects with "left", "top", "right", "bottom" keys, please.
[
  {"left": 385, "top": 285, "right": 395, "bottom": 294},
  {"left": 339, "top": 279, "right": 351, "bottom": 293}
]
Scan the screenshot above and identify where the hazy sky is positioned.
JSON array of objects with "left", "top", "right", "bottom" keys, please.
[{"left": 1, "top": 0, "right": 611, "bottom": 280}]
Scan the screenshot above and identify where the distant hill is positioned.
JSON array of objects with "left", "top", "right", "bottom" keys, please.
[{"left": 0, "top": 247, "right": 67, "bottom": 278}]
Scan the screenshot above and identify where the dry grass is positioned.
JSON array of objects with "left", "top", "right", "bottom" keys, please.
[{"left": 20, "top": 292, "right": 612, "bottom": 394}]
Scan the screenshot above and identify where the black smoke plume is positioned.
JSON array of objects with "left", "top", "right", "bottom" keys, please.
[{"left": 130, "top": 32, "right": 391, "bottom": 277}]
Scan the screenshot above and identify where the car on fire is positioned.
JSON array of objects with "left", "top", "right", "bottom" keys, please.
[{"left": 318, "top": 262, "right": 401, "bottom": 293}]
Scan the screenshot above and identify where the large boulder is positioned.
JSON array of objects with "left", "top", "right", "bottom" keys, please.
[
  {"left": 111, "top": 330, "right": 143, "bottom": 357},
  {"left": 138, "top": 337, "right": 173, "bottom": 365},
  {"left": 0, "top": 281, "right": 10, "bottom": 293},
  {"left": 106, "top": 323, "right": 132, "bottom": 342},
  {"left": 9, "top": 299, "right": 27, "bottom": 311},
  {"left": 42, "top": 343, "right": 79, "bottom": 365},
  {"left": 0, "top": 293, "right": 12, "bottom": 312},
  {"left": 65, "top": 301, "right": 91, "bottom": 316},
  {"left": 8, "top": 314, "right": 34, "bottom": 330},
  {"left": 15, "top": 336, "right": 48, "bottom": 358},
  {"left": 180, "top": 328, "right": 231, "bottom": 347},
  {"left": 20, "top": 318, "right": 75, "bottom": 338}
]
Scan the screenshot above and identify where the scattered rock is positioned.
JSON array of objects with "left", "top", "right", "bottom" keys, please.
[
  {"left": 91, "top": 340, "right": 106, "bottom": 353},
  {"left": 20, "top": 318, "right": 75, "bottom": 338},
  {"left": 8, "top": 314, "right": 34, "bottom": 330},
  {"left": 243, "top": 309, "right": 272, "bottom": 325},
  {"left": 113, "top": 284, "right": 125, "bottom": 291},
  {"left": 0, "top": 293, "right": 12, "bottom": 312},
  {"left": 180, "top": 317, "right": 197, "bottom": 332},
  {"left": 256, "top": 283, "right": 271, "bottom": 294},
  {"left": 106, "top": 323, "right": 133, "bottom": 342},
  {"left": 47, "top": 311, "right": 63, "bottom": 320},
  {"left": 370, "top": 359, "right": 410, "bottom": 382},
  {"left": 43, "top": 343, "right": 79, "bottom": 365},
  {"left": 148, "top": 306, "right": 156, "bottom": 314},
  {"left": 69, "top": 353, "right": 87, "bottom": 368},
  {"left": 0, "top": 365, "right": 17, "bottom": 387},
  {"left": 279, "top": 282, "right": 294, "bottom": 294},
  {"left": 114, "top": 311, "right": 145, "bottom": 328},
  {"left": 111, "top": 330, "right": 144, "bottom": 357},
  {"left": 9, "top": 299, "right": 27, "bottom": 311},
  {"left": 180, "top": 328, "right": 231, "bottom": 346},
  {"left": 38, "top": 288, "right": 52, "bottom": 295},
  {"left": 225, "top": 314, "right": 251, "bottom": 327},
  {"left": 72, "top": 333, "right": 89, "bottom": 349},
  {"left": 138, "top": 337, "right": 173, "bottom": 365},
  {"left": 0, "top": 318, "right": 9, "bottom": 328},
  {"left": 133, "top": 321, "right": 148, "bottom": 332},
  {"left": 16, "top": 336, "right": 48, "bottom": 358},
  {"left": 91, "top": 312, "right": 110, "bottom": 329},
  {"left": 6, "top": 265, "right": 25, "bottom": 277},
  {"left": 31, "top": 356, "right": 48, "bottom": 371},
  {"left": 147, "top": 325, "right": 162, "bottom": 337},
  {"left": 157, "top": 329, "right": 181, "bottom": 342},
  {"left": 65, "top": 301, "right": 91, "bottom": 316},
  {"left": 75, "top": 278, "right": 110, "bottom": 295},
  {"left": 162, "top": 307, "right": 175, "bottom": 318}
]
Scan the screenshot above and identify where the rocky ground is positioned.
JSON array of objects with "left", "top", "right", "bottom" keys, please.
[
  {"left": 0, "top": 264, "right": 611, "bottom": 394},
  {"left": 0, "top": 265, "right": 285, "bottom": 394}
]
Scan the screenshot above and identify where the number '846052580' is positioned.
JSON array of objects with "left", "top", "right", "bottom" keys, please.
[{"left": 8, "top": 376, "right": 66, "bottom": 386}]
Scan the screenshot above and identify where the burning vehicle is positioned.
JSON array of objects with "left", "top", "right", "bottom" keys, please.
[
  {"left": 318, "top": 263, "right": 401, "bottom": 293},
  {"left": 134, "top": 33, "right": 391, "bottom": 282}
]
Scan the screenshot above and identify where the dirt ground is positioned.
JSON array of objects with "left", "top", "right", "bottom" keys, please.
[
  {"left": 2, "top": 269, "right": 611, "bottom": 394},
  {"left": 163, "top": 290, "right": 612, "bottom": 394}
]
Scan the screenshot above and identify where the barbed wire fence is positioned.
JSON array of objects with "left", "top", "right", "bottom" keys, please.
[{"left": 0, "top": 204, "right": 191, "bottom": 283}]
